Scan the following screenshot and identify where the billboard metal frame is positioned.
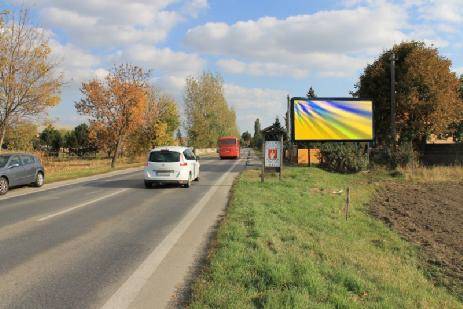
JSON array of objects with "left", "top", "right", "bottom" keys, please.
[{"left": 290, "top": 97, "right": 375, "bottom": 142}]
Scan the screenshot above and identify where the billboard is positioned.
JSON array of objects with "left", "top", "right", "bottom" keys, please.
[{"left": 291, "top": 98, "right": 373, "bottom": 141}]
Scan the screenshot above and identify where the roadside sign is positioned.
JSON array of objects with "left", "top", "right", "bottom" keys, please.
[{"left": 264, "top": 141, "right": 281, "bottom": 167}]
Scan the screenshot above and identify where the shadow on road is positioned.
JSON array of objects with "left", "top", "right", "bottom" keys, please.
[{"left": 83, "top": 179, "right": 145, "bottom": 189}]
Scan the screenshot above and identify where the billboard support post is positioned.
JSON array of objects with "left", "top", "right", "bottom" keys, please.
[
  {"left": 279, "top": 134, "right": 283, "bottom": 180},
  {"left": 390, "top": 52, "right": 397, "bottom": 152},
  {"left": 286, "top": 94, "right": 294, "bottom": 164},
  {"left": 261, "top": 141, "right": 265, "bottom": 183}
]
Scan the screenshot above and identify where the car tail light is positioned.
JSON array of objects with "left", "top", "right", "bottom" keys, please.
[
  {"left": 145, "top": 162, "right": 149, "bottom": 167},
  {"left": 180, "top": 162, "right": 187, "bottom": 167}
]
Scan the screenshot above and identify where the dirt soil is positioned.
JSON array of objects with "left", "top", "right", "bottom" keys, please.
[{"left": 370, "top": 180, "right": 463, "bottom": 300}]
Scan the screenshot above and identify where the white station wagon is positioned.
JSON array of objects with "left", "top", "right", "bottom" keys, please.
[{"left": 144, "top": 146, "right": 200, "bottom": 188}]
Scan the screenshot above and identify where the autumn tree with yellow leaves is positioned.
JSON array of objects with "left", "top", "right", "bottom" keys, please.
[
  {"left": 0, "top": 9, "right": 62, "bottom": 149},
  {"left": 76, "top": 64, "right": 149, "bottom": 168},
  {"left": 184, "top": 72, "right": 239, "bottom": 148},
  {"left": 126, "top": 87, "right": 180, "bottom": 156},
  {"left": 355, "top": 41, "right": 463, "bottom": 149}
]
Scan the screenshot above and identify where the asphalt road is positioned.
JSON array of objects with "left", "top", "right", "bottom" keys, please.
[{"left": 0, "top": 155, "right": 244, "bottom": 308}]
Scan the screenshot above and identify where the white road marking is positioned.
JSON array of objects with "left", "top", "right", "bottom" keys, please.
[
  {"left": 0, "top": 167, "right": 143, "bottom": 202},
  {"left": 101, "top": 160, "right": 240, "bottom": 309},
  {"left": 37, "top": 188, "right": 130, "bottom": 222}
]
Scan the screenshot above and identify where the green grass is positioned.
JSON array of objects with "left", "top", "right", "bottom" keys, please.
[{"left": 189, "top": 167, "right": 461, "bottom": 308}]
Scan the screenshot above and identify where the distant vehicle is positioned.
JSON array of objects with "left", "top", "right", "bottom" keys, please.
[
  {"left": 0, "top": 153, "right": 45, "bottom": 195},
  {"left": 218, "top": 136, "right": 240, "bottom": 159},
  {"left": 144, "top": 146, "right": 200, "bottom": 188}
]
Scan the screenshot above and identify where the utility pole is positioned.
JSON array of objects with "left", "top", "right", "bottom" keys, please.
[
  {"left": 286, "top": 95, "right": 291, "bottom": 142},
  {"left": 390, "top": 52, "right": 397, "bottom": 151}
]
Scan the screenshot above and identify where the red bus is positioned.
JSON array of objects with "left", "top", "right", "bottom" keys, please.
[{"left": 218, "top": 136, "right": 240, "bottom": 159}]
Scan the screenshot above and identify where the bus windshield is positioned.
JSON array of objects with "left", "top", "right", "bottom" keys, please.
[{"left": 219, "top": 139, "right": 236, "bottom": 146}]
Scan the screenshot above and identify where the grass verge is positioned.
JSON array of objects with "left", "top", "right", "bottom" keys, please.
[
  {"left": 399, "top": 165, "right": 463, "bottom": 183},
  {"left": 44, "top": 158, "right": 144, "bottom": 183},
  {"left": 189, "top": 167, "right": 461, "bottom": 308}
]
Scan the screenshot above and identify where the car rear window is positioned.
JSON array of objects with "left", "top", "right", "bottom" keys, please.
[
  {"left": 149, "top": 150, "right": 180, "bottom": 162},
  {"left": 219, "top": 139, "right": 236, "bottom": 146},
  {"left": 0, "top": 155, "right": 10, "bottom": 168}
]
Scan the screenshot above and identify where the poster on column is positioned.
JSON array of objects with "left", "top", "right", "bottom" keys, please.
[{"left": 264, "top": 141, "right": 281, "bottom": 167}]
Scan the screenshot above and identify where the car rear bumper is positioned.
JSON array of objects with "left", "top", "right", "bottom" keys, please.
[
  {"left": 144, "top": 169, "right": 189, "bottom": 182},
  {"left": 145, "top": 179, "right": 189, "bottom": 185}
]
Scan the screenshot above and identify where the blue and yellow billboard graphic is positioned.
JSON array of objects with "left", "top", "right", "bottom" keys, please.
[{"left": 292, "top": 98, "right": 373, "bottom": 141}]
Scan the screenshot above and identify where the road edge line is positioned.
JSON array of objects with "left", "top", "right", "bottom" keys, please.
[
  {"left": 101, "top": 160, "right": 240, "bottom": 309},
  {"left": 0, "top": 167, "right": 143, "bottom": 202}
]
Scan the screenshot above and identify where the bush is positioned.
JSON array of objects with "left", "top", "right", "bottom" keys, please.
[
  {"left": 394, "top": 142, "right": 418, "bottom": 167},
  {"left": 319, "top": 142, "right": 369, "bottom": 173},
  {"left": 370, "top": 142, "right": 418, "bottom": 169}
]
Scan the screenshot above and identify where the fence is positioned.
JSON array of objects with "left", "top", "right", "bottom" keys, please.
[{"left": 423, "top": 143, "right": 463, "bottom": 165}]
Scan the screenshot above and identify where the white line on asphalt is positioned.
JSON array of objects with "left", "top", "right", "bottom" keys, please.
[
  {"left": 36, "top": 188, "right": 130, "bottom": 222},
  {"left": 0, "top": 167, "right": 143, "bottom": 202},
  {"left": 101, "top": 160, "right": 240, "bottom": 309}
]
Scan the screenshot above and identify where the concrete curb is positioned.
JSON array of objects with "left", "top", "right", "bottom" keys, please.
[{"left": 0, "top": 166, "right": 144, "bottom": 201}]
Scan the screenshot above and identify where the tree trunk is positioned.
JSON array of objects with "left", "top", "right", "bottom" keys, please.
[
  {"left": 111, "top": 151, "right": 117, "bottom": 168},
  {"left": 111, "top": 137, "right": 122, "bottom": 168},
  {"left": 0, "top": 124, "right": 6, "bottom": 152}
]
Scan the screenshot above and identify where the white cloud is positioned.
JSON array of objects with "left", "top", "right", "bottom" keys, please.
[
  {"left": 122, "top": 45, "right": 204, "bottom": 76},
  {"left": 19, "top": 0, "right": 209, "bottom": 49},
  {"left": 49, "top": 39, "right": 104, "bottom": 83},
  {"left": 183, "top": 0, "right": 208, "bottom": 18},
  {"left": 224, "top": 84, "right": 288, "bottom": 132},
  {"left": 186, "top": 4, "right": 407, "bottom": 56},
  {"left": 40, "top": 6, "right": 180, "bottom": 48},
  {"left": 7, "top": 0, "right": 207, "bottom": 111},
  {"left": 217, "top": 59, "right": 309, "bottom": 79},
  {"left": 106, "top": 45, "right": 205, "bottom": 99},
  {"left": 413, "top": 0, "right": 463, "bottom": 24},
  {"left": 186, "top": 3, "right": 406, "bottom": 78}
]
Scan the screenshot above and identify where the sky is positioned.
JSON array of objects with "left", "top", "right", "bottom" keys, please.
[{"left": 4, "top": 0, "right": 463, "bottom": 133}]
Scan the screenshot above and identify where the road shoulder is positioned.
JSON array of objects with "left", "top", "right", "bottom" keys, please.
[{"left": 121, "top": 161, "right": 242, "bottom": 309}]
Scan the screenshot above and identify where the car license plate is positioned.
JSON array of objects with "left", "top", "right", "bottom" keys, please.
[{"left": 156, "top": 171, "right": 171, "bottom": 176}]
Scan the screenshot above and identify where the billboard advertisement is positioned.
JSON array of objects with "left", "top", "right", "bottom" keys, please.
[{"left": 291, "top": 98, "right": 373, "bottom": 141}]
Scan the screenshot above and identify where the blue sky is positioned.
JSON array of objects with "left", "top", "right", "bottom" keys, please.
[{"left": 5, "top": 0, "right": 463, "bottom": 133}]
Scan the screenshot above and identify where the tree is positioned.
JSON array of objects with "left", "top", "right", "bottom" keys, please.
[
  {"left": 64, "top": 130, "right": 78, "bottom": 150},
  {"left": 241, "top": 131, "right": 251, "bottom": 147},
  {"left": 3, "top": 121, "right": 38, "bottom": 151},
  {"left": 76, "top": 64, "right": 149, "bottom": 167},
  {"left": 449, "top": 75, "right": 463, "bottom": 142},
  {"left": 0, "top": 10, "right": 62, "bottom": 151},
  {"left": 273, "top": 117, "right": 282, "bottom": 129},
  {"left": 355, "top": 41, "right": 463, "bottom": 150},
  {"left": 39, "top": 125, "right": 62, "bottom": 154},
  {"left": 184, "top": 72, "right": 239, "bottom": 148},
  {"left": 176, "top": 129, "right": 184, "bottom": 145},
  {"left": 126, "top": 87, "right": 180, "bottom": 156},
  {"left": 252, "top": 118, "right": 263, "bottom": 149},
  {"left": 306, "top": 86, "right": 316, "bottom": 98},
  {"left": 63, "top": 123, "right": 93, "bottom": 156},
  {"left": 74, "top": 123, "right": 91, "bottom": 150}
]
